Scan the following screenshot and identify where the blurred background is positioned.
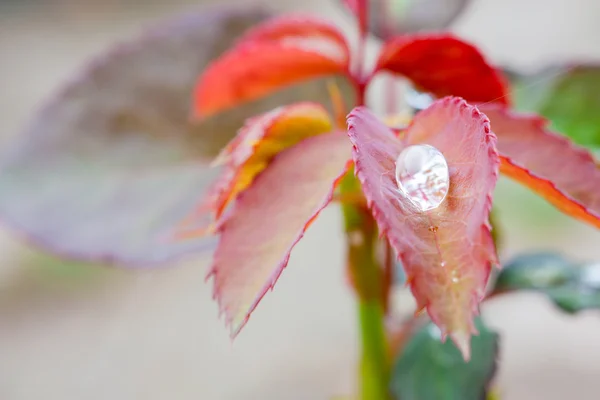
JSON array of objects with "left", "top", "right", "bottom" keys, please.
[{"left": 1, "top": 0, "right": 600, "bottom": 399}]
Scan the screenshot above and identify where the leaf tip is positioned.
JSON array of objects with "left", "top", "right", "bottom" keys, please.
[{"left": 450, "top": 330, "right": 472, "bottom": 362}]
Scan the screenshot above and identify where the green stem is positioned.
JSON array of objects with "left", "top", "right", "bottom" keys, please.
[
  {"left": 340, "top": 172, "right": 390, "bottom": 400},
  {"left": 358, "top": 300, "right": 389, "bottom": 400}
]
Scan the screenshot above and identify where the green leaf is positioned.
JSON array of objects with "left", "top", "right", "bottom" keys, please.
[
  {"left": 513, "top": 64, "right": 600, "bottom": 149},
  {"left": 493, "top": 252, "right": 600, "bottom": 314},
  {"left": 390, "top": 317, "right": 499, "bottom": 400}
]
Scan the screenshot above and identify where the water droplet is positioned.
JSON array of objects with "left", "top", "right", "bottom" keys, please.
[
  {"left": 440, "top": 261, "right": 447, "bottom": 268},
  {"left": 428, "top": 225, "right": 439, "bottom": 233},
  {"left": 395, "top": 144, "right": 450, "bottom": 212}
]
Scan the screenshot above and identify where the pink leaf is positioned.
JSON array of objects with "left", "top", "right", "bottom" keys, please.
[
  {"left": 479, "top": 103, "right": 600, "bottom": 228},
  {"left": 347, "top": 97, "right": 499, "bottom": 360},
  {"left": 210, "top": 132, "right": 352, "bottom": 336},
  {"left": 206, "top": 102, "right": 333, "bottom": 220}
]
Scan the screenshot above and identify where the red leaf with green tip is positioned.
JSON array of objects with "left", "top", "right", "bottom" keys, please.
[
  {"left": 193, "top": 16, "right": 350, "bottom": 119},
  {"left": 479, "top": 103, "right": 600, "bottom": 229},
  {"left": 347, "top": 97, "right": 499, "bottom": 360},
  {"left": 234, "top": 14, "right": 350, "bottom": 64},
  {"left": 210, "top": 132, "right": 351, "bottom": 336},
  {"left": 375, "top": 35, "right": 509, "bottom": 104}
]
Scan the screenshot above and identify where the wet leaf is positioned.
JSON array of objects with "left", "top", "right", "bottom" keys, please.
[
  {"left": 514, "top": 64, "right": 600, "bottom": 148},
  {"left": 210, "top": 132, "right": 351, "bottom": 336},
  {"left": 375, "top": 35, "right": 509, "bottom": 104},
  {"left": 492, "top": 253, "right": 600, "bottom": 314},
  {"left": 365, "top": 0, "right": 470, "bottom": 39},
  {"left": 193, "top": 15, "right": 351, "bottom": 119},
  {"left": 183, "top": 102, "right": 333, "bottom": 229},
  {"left": 0, "top": 6, "right": 349, "bottom": 266},
  {"left": 479, "top": 104, "right": 600, "bottom": 229},
  {"left": 347, "top": 97, "right": 499, "bottom": 360},
  {"left": 390, "top": 317, "right": 499, "bottom": 400}
]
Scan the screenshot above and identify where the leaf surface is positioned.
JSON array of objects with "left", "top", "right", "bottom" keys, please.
[
  {"left": 479, "top": 104, "right": 600, "bottom": 229},
  {"left": 0, "top": 6, "right": 348, "bottom": 265},
  {"left": 375, "top": 35, "right": 509, "bottom": 104},
  {"left": 192, "top": 102, "right": 333, "bottom": 224},
  {"left": 390, "top": 317, "right": 499, "bottom": 400},
  {"left": 193, "top": 16, "right": 350, "bottom": 119},
  {"left": 210, "top": 132, "right": 351, "bottom": 335},
  {"left": 347, "top": 97, "right": 499, "bottom": 359},
  {"left": 493, "top": 253, "right": 600, "bottom": 314}
]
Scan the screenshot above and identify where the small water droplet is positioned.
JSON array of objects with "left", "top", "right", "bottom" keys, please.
[
  {"left": 395, "top": 144, "right": 450, "bottom": 212},
  {"left": 440, "top": 261, "right": 447, "bottom": 268},
  {"left": 452, "top": 277, "right": 459, "bottom": 283},
  {"left": 428, "top": 225, "right": 438, "bottom": 233}
]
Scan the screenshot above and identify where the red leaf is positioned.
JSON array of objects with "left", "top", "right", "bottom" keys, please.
[
  {"left": 347, "top": 97, "right": 499, "bottom": 360},
  {"left": 479, "top": 104, "right": 600, "bottom": 229},
  {"left": 234, "top": 14, "right": 350, "bottom": 64},
  {"left": 193, "top": 16, "right": 351, "bottom": 119},
  {"left": 374, "top": 35, "right": 509, "bottom": 104},
  {"left": 204, "top": 102, "right": 333, "bottom": 220},
  {"left": 210, "top": 132, "right": 351, "bottom": 336}
]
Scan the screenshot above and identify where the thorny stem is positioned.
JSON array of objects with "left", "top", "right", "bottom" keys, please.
[{"left": 341, "top": 172, "right": 390, "bottom": 400}]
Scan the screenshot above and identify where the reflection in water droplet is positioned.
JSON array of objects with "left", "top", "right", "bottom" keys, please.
[{"left": 395, "top": 144, "right": 450, "bottom": 212}]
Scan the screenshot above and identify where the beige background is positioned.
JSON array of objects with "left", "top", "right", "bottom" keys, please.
[{"left": 1, "top": 0, "right": 600, "bottom": 399}]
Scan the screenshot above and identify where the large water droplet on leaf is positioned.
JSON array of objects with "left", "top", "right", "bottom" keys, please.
[{"left": 395, "top": 144, "right": 449, "bottom": 212}]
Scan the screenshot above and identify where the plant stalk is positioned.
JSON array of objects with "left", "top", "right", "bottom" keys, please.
[{"left": 340, "top": 172, "right": 390, "bottom": 400}]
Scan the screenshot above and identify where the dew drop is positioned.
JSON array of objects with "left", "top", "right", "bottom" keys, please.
[{"left": 395, "top": 144, "right": 450, "bottom": 212}]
